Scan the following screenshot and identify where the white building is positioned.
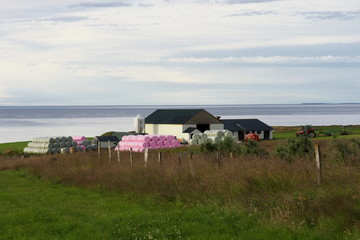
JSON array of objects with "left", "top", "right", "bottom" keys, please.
[{"left": 145, "top": 109, "right": 224, "bottom": 140}]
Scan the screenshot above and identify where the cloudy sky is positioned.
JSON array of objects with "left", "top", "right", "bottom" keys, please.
[{"left": 1, "top": 0, "right": 360, "bottom": 105}]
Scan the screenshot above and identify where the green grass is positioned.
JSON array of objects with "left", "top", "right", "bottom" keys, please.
[
  {"left": 1, "top": 170, "right": 359, "bottom": 240},
  {"left": 274, "top": 126, "right": 360, "bottom": 140},
  {"left": 0, "top": 141, "right": 29, "bottom": 155}
]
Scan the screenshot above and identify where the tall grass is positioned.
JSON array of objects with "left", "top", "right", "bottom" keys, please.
[{"left": 1, "top": 145, "right": 360, "bottom": 232}]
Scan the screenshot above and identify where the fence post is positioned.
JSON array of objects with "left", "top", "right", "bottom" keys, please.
[
  {"left": 108, "top": 140, "right": 111, "bottom": 163},
  {"left": 158, "top": 152, "right": 162, "bottom": 166},
  {"left": 315, "top": 144, "right": 322, "bottom": 185},
  {"left": 117, "top": 149, "right": 120, "bottom": 165},
  {"left": 130, "top": 148, "right": 133, "bottom": 167},
  {"left": 178, "top": 152, "right": 182, "bottom": 167},
  {"left": 144, "top": 148, "right": 149, "bottom": 168},
  {"left": 216, "top": 152, "right": 221, "bottom": 167},
  {"left": 188, "top": 152, "right": 195, "bottom": 178},
  {"left": 98, "top": 141, "right": 101, "bottom": 160}
]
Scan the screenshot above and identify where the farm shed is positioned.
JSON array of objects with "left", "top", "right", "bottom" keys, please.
[
  {"left": 221, "top": 119, "right": 274, "bottom": 141},
  {"left": 92, "top": 136, "right": 119, "bottom": 148},
  {"left": 145, "top": 109, "right": 224, "bottom": 140}
]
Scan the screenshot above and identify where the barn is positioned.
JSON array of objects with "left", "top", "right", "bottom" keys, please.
[
  {"left": 145, "top": 109, "right": 224, "bottom": 140},
  {"left": 221, "top": 119, "right": 274, "bottom": 141}
]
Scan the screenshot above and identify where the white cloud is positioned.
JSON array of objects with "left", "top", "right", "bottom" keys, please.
[{"left": 1, "top": 0, "right": 360, "bottom": 105}]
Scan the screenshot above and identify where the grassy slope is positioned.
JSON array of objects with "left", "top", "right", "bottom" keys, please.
[
  {"left": 0, "top": 141, "right": 29, "bottom": 155},
  {"left": 2, "top": 170, "right": 358, "bottom": 240},
  {"left": 273, "top": 126, "right": 360, "bottom": 140}
]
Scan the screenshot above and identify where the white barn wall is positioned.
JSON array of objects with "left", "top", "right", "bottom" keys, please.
[
  {"left": 210, "top": 124, "right": 224, "bottom": 130},
  {"left": 145, "top": 124, "right": 189, "bottom": 139}
]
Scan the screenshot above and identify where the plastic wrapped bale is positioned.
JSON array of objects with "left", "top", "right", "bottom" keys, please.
[
  {"left": 86, "top": 145, "right": 93, "bottom": 151},
  {"left": 32, "top": 137, "right": 55, "bottom": 144},
  {"left": 204, "top": 130, "right": 224, "bottom": 138},
  {"left": 60, "top": 148, "right": 69, "bottom": 154},
  {"left": 192, "top": 133, "right": 201, "bottom": 140},
  {"left": 224, "top": 131, "right": 234, "bottom": 138},
  {"left": 76, "top": 146, "right": 84, "bottom": 152},
  {"left": 200, "top": 133, "right": 208, "bottom": 141},
  {"left": 90, "top": 144, "right": 98, "bottom": 150},
  {"left": 24, "top": 147, "right": 50, "bottom": 154},
  {"left": 72, "top": 141, "right": 78, "bottom": 147},
  {"left": 188, "top": 139, "right": 198, "bottom": 145},
  {"left": 27, "top": 142, "right": 53, "bottom": 149},
  {"left": 208, "top": 136, "right": 221, "bottom": 144},
  {"left": 232, "top": 136, "right": 238, "bottom": 142}
]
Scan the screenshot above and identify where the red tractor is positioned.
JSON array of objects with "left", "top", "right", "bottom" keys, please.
[{"left": 296, "top": 125, "right": 316, "bottom": 138}]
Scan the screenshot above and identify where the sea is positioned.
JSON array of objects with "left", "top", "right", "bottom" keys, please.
[{"left": 0, "top": 104, "right": 359, "bottom": 143}]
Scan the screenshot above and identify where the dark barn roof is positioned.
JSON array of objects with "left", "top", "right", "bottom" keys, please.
[
  {"left": 145, "top": 109, "right": 222, "bottom": 124},
  {"left": 221, "top": 119, "right": 274, "bottom": 131},
  {"left": 95, "top": 136, "right": 119, "bottom": 142},
  {"left": 183, "top": 127, "right": 198, "bottom": 133}
]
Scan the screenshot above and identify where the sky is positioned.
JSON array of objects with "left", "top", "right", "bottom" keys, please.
[{"left": 1, "top": 0, "right": 360, "bottom": 105}]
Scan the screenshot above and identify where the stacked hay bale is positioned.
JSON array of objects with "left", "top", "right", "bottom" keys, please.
[
  {"left": 115, "top": 134, "right": 181, "bottom": 152},
  {"left": 72, "top": 136, "right": 97, "bottom": 152},
  {"left": 24, "top": 136, "right": 75, "bottom": 154},
  {"left": 188, "top": 130, "right": 237, "bottom": 145}
]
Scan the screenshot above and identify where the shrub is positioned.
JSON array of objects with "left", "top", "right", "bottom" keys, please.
[
  {"left": 240, "top": 140, "right": 268, "bottom": 156},
  {"left": 328, "top": 139, "right": 359, "bottom": 165},
  {"left": 216, "top": 136, "right": 239, "bottom": 154},
  {"left": 274, "top": 137, "right": 314, "bottom": 162},
  {"left": 199, "top": 140, "right": 217, "bottom": 153}
]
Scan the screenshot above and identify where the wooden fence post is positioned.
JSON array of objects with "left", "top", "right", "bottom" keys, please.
[
  {"left": 158, "top": 152, "right": 162, "bottom": 166},
  {"left": 315, "top": 144, "right": 322, "bottom": 185},
  {"left": 178, "top": 153, "right": 182, "bottom": 167},
  {"left": 144, "top": 148, "right": 149, "bottom": 167},
  {"left": 108, "top": 140, "right": 111, "bottom": 163},
  {"left": 130, "top": 148, "right": 133, "bottom": 167},
  {"left": 188, "top": 153, "right": 195, "bottom": 178},
  {"left": 117, "top": 149, "right": 120, "bottom": 165},
  {"left": 98, "top": 141, "right": 101, "bottom": 160},
  {"left": 216, "top": 152, "right": 221, "bottom": 167}
]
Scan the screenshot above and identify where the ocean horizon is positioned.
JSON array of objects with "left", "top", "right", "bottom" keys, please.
[{"left": 1, "top": 104, "right": 359, "bottom": 143}]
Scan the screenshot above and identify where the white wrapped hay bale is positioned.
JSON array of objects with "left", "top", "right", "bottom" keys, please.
[
  {"left": 60, "top": 148, "right": 69, "bottom": 154},
  {"left": 200, "top": 133, "right": 208, "bottom": 141},
  {"left": 32, "top": 137, "right": 55, "bottom": 144},
  {"left": 204, "top": 130, "right": 224, "bottom": 138},
  {"left": 24, "top": 147, "right": 50, "bottom": 154},
  {"left": 208, "top": 136, "right": 221, "bottom": 144},
  {"left": 27, "top": 142, "right": 53, "bottom": 149},
  {"left": 192, "top": 133, "right": 201, "bottom": 140},
  {"left": 188, "top": 139, "right": 198, "bottom": 145},
  {"left": 224, "top": 131, "right": 234, "bottom": 138}
]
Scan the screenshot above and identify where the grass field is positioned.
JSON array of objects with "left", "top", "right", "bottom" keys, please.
[
  {"left": 1, "top": 127, "right": 360, "bottom": 239},
  {"left": 1, "top": 170, "right": 359, "bottom": 240},
  {"left": 0, "top": 141, "right": 29, "bottom": 155},
  {"left": 273, "top": 125, "right": 360, "bottom": 140}
]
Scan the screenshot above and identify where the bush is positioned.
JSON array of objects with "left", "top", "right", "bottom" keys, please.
[
  {"left": 274, "top": 137, "right": 314, "bottom": 162},
  {"left": 328, "top": 139, "right": 359, "bottom": 165},
  {"left": 240, "top": 140, "right": 268, "bottom": 156},
  {"left": 216, "top": 136, "right": 239, "bottom": 154},
  {"left": 199, "top": 140, "right": 217, "bottom": 153}
]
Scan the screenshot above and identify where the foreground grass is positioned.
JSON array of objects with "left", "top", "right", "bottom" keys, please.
[{"left": 1, "top": 170, "right": 359, "bottom": 240}]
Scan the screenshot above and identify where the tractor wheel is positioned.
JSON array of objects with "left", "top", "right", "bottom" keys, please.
[{"left": 308, "top": 131, "right": 316, "bottom": 138}]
